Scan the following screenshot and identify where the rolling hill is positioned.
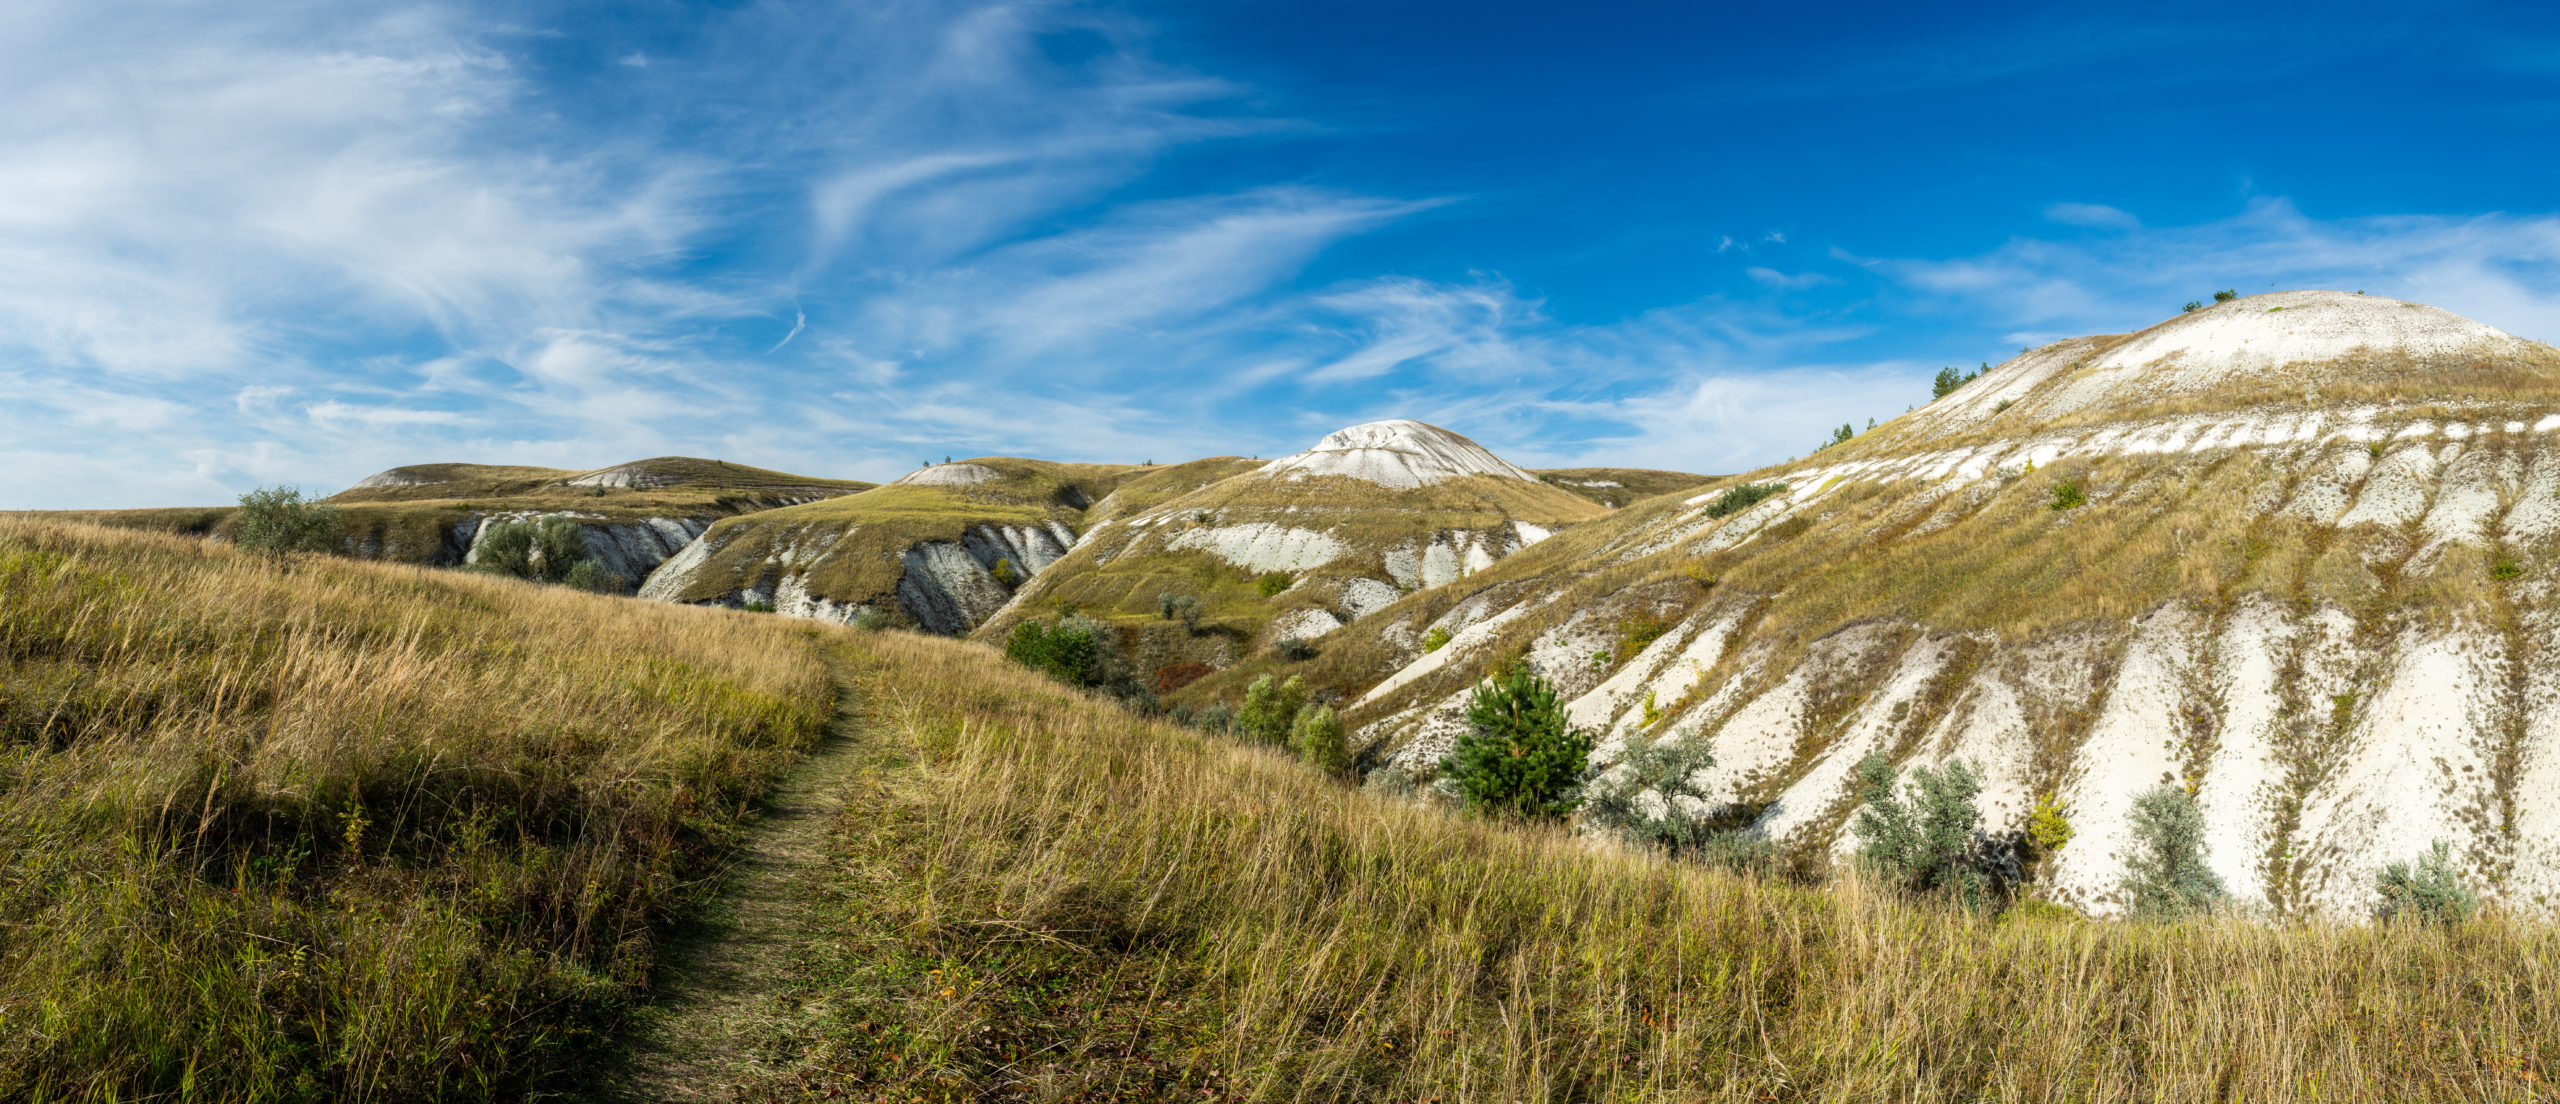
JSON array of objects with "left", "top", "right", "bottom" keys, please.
[{"left": 1300, "top": 289, "right": 2560, "bottom": 919}]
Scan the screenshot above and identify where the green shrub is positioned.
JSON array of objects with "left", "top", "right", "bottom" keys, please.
[
  {"left": 233, "top": 485, "right": 341, "bottom": 560},
  {"left": 2376, "top": 840, "right": 2477, "bottom": 926},
  {"left": 1441, "top": 667, "right": 1591, "bottom": 820},
  {"left": 851, "top": 607, "right": 894, "bottom": 632},
  {"left": 1157, "top": 591, "right": 1178, "bottom": 619},
  {"left": 1993, "top": 399, "right": 2014, "bottom": 413},
  {"left": 1853, "top": 755, "right": 1999, "bottom": 907},
  {"left": 1613, "top": 611, "right": 1673, "bottom": 663},
  {"left": 1273, "top": 636, "right": 1318, "bottom": 662},
  {"left": 2120, "top": 786, "right": 2225, "bottom": 920},
  {"left": 2213, "top": 288, "right": 2238, "bottom": 302},
  {"left": 1582, "top": 731, "right": 1717, "bottom": 855},
  {"left": 1256, "top": 573, "right": 1292, "bottom": 598},
  {"left": 2494, "top": 559, "right": 2525, "bottom": 580},
  {"left": 473, "top": 516, "right": 589, "bottom": 583},
  {"left": 1004, "top": 613, "right": 1116, "bottom": 688},
  {"left": 2049, "top": 480, "right": 2087, "bottom": 511},
  {"left": 739, "top": 599, "right": 777, "bottom": 613},
  {"left": 992, "top": 557, "right": 1018, "bottom": 586},
  {"left": 1195, "top": 703, "right": 1236, "bottom": 736},
  {"left": 1238, "top": 674, "right": 1307, "bottom": 745},
  {"left": 1703, "top": 482, "right": 1786, "bottom": 519},
  {"left": 2182, "top": 300, "right": 2203, "bottom": 313},
  {"left": 1421, "top": 625, "right": 1453, "bottom": 652},
  {"left": 1292, "top": 704, "right": 1349, "bottom": 775},
  {"left": 2026, "top": 791, "right": 2074, "bottom": 875},
  {"left": 561, "top": 560, "right": 624, "bottom": 594},
  {"left": 1822, "top": 423, "right": 1855, "bottom": 450}
]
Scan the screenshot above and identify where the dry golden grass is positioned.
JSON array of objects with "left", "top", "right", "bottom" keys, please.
[
  {"left": 753, "top": 628, "right": 2560, "bottom": 1102},
  {"left": 0, "top": 518, "right": 833, "bottom": 1101}
]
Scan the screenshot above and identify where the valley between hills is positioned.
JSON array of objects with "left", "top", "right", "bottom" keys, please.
[{"left": 15, "top": 288, "right": 2560, "bottom": 1100}]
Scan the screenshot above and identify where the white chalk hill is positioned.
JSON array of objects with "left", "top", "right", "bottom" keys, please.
[
  {"left": 1323, "top": 291, "right": 2560, "bottom": 922},
  {"left": 977, "top": 420, "right": 1605, "bottom": 650}
]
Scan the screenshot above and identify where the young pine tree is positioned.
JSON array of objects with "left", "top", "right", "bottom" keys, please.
[
  {"left": 1440, "top": 666, "right": 1592, "bottom": 820},
  {"left": 2120, "top": 786, "right": 2225, "bottom": 919}
]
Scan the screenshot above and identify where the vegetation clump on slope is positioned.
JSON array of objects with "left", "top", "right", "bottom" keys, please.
[{"left": 0, "top": 518, "right": 831, "bottom": 1100}]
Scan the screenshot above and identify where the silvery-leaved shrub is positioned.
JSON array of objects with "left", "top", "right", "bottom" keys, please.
[
  {"left": 1854, "top": 755, "right": 2003, "bottom": 908},
  {"left": 2375, "top": 840, "right": 2477, "bottom": 926},
  {"left": 233, "top": 486, "right": 341, "bottom": 560},
  {"left": 2119, "top": 786, "right": 2225, "bottom": 920}
]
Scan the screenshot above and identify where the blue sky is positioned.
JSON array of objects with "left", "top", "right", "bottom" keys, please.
[{"left": 9, "top": 0, "right": 2560, "bottom": 507}]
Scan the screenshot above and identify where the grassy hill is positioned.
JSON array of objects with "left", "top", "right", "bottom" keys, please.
[
  {"left": 976, "top": 423, "right": 1611, "bottom": 683},
  {"left": 1533, "top": 465, "right": 1716, "bottom": 508},
  {"left": 0, "top": 516, "right": 833, "bottom": 1099},
  {"left": 27, "top": 456, "right": 874, "bottom": 572},
  {"left": 1282, "top": 291, "right": 2560, "bottom": 920},
  {"left": 14, "top": 509, "right": 2560, "bottom": 1100},
  {"left": 638, "top": 457, "right": 1153, "bottom": 633}
]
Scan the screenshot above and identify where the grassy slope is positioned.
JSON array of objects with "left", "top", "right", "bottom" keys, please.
[
  {"left": 982, "top": 472, "right": 1608, "bottom": 661},
  {"left": 0, "top": 518, "right": 833, "bottom": 1101},
  {"left": 1533, "top": 466, "right": 1716, "bottom": 508},
  {"left": 749, "top": 627, "right": 2560, "bottom": 1102},
  {"left": 651, "top": 458, "right": 1150, "bottom": 607}
]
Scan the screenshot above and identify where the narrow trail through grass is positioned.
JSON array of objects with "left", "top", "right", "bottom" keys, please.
[{"left": 616, "top": 643, "right": 869, "bottom": 1101}]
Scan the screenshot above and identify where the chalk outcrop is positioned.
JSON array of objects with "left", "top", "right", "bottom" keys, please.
[
  {"left": 977, "top": 421, "right": 1605, "bottom": 652},
  {"left": 1329, "top": 291, "right": 2560, "bottom": 922},
  {"left": 1259, "top": 419, "right": 1540, "bottom": 489}
]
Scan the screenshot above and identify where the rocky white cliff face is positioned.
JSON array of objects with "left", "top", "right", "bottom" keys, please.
[
  {"left": 1258, "top": 419, "right": 1539, "bottom": 489},
  {"left": 454, "top": 512, "right": 712, "bottom": 589},
  {"left": 1342, "top": 293, "right": 2560, "bottom": 922},
  {"left": 639, "top": 519, "right": 1075, "bottom": 634}
]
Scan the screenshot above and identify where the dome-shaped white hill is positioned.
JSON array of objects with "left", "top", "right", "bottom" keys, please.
[
  {"left": 1258, "top": 419, "right": 1538, "bottom": 489},
  {"left": 894, "top": 462, "right": 1002, "bottom": 487},
  {"left": 1900, "top": 291, "right": 2554, "bottom": 443}
]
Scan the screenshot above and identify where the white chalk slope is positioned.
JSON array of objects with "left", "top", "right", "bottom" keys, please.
[
  {"left": 1259, "top": 419, "right": 1540, "bottom": 489},
  {"left": 1342, "top": 290, "right": 2560, "bottom": 922}
]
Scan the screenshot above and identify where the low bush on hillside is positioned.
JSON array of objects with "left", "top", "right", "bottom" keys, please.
[
  {"left": 1852, "top": 755, "right": 2010, "bottom": 908},
  {"left": 1158, "top": 591, "right": 1205, "bottom": 632},
  {"left": 1703, "top": 481, "right": 1786, "bottom": 519},
  {"left": 1002, "top": 611, "right": 1120, "bottom": 689},
  {"left": 233, "top": 484, "right": 341, "bottom": 559},
  {"left": 1291, "top": 703, "right": 1349, "bottom": 775},
  {"left": 1420, "top": 625, "right": 1452, "bottom": 652},
  {"left": 1272, "top": 635, "right": 1318, "bottom": 661},
  {"left": 1237, "top": 673, "right": 1308, "bottom": 745},
  {"left": 2049, "top": 479, "right": 2088, "bottom": 510},
  {"left": 472, "top": 515, "right": 621, "bottom": 589},
  {"left": 1441, "top": 667, "right": 1591, "bottom": 820},
  {"left": 2214, "top": 288, "right": 2238, "bottom": 302},
  {"left": 2121, "top": 785, "right": 2226, "bottom": 920},
  {"left": 1613, "top": 610, "right": 1674, "bottom": 663},
  {"left": 1581, "top": 731, "right": 1770, "bottom": 869},
  {"left": 2377, "top": 840, "right": 2478, "bottom": 926},
  {"left": 1255, "top": 572, "right": 1292, "bottom": 598}
]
